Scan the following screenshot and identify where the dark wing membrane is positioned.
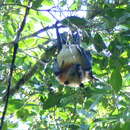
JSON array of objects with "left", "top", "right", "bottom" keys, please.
[
  {"left": 85, "top": 50, "right": 92, "bottom": 67},
  {"left": 53, "top": 59, "right": 62, "bottom": 76},
  {"left": 71, "top": 31, "right": 92, "bottom": 71},
  {"left": 77, "top": 46, "right": 92, "bottom": 71}
]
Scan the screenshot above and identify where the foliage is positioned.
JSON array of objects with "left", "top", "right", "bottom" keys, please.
[{"left": 0, "top": 0, "right": 130, "bottom": 129}]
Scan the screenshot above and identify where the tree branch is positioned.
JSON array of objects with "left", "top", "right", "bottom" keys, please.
[
  {"left": 0, "top": 1, "right": 30, "bottom": 129},
  {"left": 0, "top": 25, "right": 65, "bottom": 48},
  {"left": 3, "top": 45, "right": 57, "bottom": 100}
]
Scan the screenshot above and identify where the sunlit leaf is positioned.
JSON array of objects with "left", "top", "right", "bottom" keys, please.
[
  {"left": 110, "top": 69, "right": 122, "bottom": 92},
  {"left": 43, "top": 0, "right": 54, "bottom": 6},
  {"left": 16, "top": 109, "right": 30, "bottom": 121}
]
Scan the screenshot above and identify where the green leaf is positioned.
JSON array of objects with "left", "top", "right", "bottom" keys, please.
[
  {"left": 120, "top": 30, "right": 130, "bottom": 40},
  {"left": 68, "top": 124, "right": 79, "bottom": 129},
  {"left": 70, "top": 0, "right": 81, "bottom": 10},
  {"left": 9, "top": 99, "right": 24, "bottom": 109},
  {"left": 32, "top": 0, "right": 43, "bottom": 9},
  {"left": 3, "top": 122, "right": 7, "bottom": 130},
  {"left": 121, "top": 121, "right": 130, "bottom": 130},
  {"left": 43, "top": 0, "right": 54, "bottom": 6},
  {"left": 110, "top": 69, "right": 122, "bottom": 92},
  {"left": 6, "top": 0, "right": 21, "bottom": 3},
  {"left": 70, "top": 2, "right": 78, "bottom": 10},
  {"left": 43, "top": 93, "right": 63, "bottom": 109},
  {"left": 16, "top": 109, "right": 29, "bottom": 121},
  {"left": 94, "top": 33, "right": 106, "bottom": 52},
  {"left": 61, "top": 16, "right": 87, "bottom": 27},
  {"left": 60, "top": 0, "right": 66, "bottom": 6}
]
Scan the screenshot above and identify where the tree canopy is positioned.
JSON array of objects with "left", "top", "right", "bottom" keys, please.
[{"left": 0, "top": 0, "right": 130, "bottom": 129}]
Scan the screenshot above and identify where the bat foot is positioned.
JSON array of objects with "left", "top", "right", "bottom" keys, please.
[
  {"left": 64, "top": 80, "right": 69, "bottom": 85},
  {"left": 79, "top": 83, "right": 84, "bottom": 88}
]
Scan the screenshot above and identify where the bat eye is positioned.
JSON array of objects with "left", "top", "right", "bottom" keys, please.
[{"left": 64, "top": 80, "right": 69, "bottom": 85}]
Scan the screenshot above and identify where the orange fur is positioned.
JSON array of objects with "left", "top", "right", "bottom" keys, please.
[{"left": 55, "top": 44, "right": 92, "bottom": 87}]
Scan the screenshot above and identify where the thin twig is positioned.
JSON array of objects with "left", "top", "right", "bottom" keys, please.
[
  {"left": 20, "top": 25, "right": 66, "bottom": 40},
  {"left": 3, "top": 45, "right": 57, "bottom": 100},
  {"left": 0, "top": 25, "right": 65, "bottom": 48}
]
